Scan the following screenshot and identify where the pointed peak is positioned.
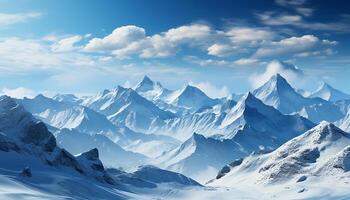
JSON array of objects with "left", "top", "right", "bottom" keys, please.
[
  {"left": 320, "top": 82, "right": 332, "bottom": 90},
  {"left": 0, "top": 95, "right": 12, "bottom": 102},
  {"left": 81, "top": 148, "right": 99, "bottom": 160},
  {"left": 190, "top": 132, "right": 206, "bottom": 143},
  {"left": 34, "top": 94, "right": 47, "bottom": 99},
  {"left": 308, "top": 121, "right": 347, "bottom": 142},
  {"left": 182, "top": 84, "right": 202, "bottom": 94},
  {"left": 240, "top": 92, "right": 259, "bottom": 104},
  {"left": 134, "top": 75, "right": 158, "bottom": 92},
  {"left": 272, "top": 73, "right": 287, "bottom": 83},
  {"left": 262, "top": 73, "right": 295, "bottom": 93},
  {"left": 0, "top": 95, "right": 17, "bottom": 109},
  {"left": 141, "top": 75, "right": 153, "bottom": 84}
]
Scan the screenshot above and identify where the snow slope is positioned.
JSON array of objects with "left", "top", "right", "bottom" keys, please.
[
  {"left": 211, "top": 122, "right": 350, "bottom": 186},
  {"left": 18, "top": 94, "right": 116, "bottom": 134},
  {"left": 55, "top": 128, "right": 148, "bottom": 169},
  {"left": 310, "top": 82, "right": 350, "bottom": 102}
]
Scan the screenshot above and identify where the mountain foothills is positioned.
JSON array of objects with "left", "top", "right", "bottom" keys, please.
[{"left": 1, "top": 61, "right": 350, "bottom": 199}]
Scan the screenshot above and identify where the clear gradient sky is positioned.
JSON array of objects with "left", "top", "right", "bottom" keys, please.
[{"left": 0, "top": 0, "right": 349, "bottom": 98}]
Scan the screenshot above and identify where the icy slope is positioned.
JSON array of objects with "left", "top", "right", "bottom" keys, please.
[
  {"left": 55, "top": 128, "right": 147, "bottom": 168},
  {"left": 211, "top": 122, "right": 350, "bottom": 186},
  {"left": 310, "top": 82, "right": 350, "bottom": 102},
  {"left": 168, "top": 85, "right": 219, "bottom": 111}
]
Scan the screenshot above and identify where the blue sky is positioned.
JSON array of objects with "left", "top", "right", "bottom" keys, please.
[{"left": 0, "top": 0, "right": 349, "bottom": 98}]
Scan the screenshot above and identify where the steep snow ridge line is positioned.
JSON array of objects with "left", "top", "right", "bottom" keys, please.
[{"left": 211, "top": 122, "right": 350, "bottom": 187}]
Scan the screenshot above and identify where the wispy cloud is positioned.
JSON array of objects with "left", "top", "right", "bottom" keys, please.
[
  {"left": 51, "top": 35, "right": 83, "bottom": 52},
  {"left": 257, "top": 11, "right": 350, "bottom": 33},
  {"left": 0, "top": 12, "right": 41, "bottom": 27},
  {"left": 189, "top": 81, "right": 230, "bottom": 98},
  {"left": 1, "top": 87, "right": 36, "bottom": 98}
]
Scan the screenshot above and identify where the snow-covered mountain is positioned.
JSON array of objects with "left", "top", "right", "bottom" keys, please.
[
  {"left": 253, "top": 74, "right": 344, "bottom": 123},
  {"left": 0, "top": 95, "right": 117, "bottom": 185},
  {"left": 156, "top": 133, "right": 246, "bottom": 182},
  {"left": 252, "top": 73, "right": 318, "bottom": 114},
  {"left": 0, "top": 95, "right": 202, "bottom": 199},
  {"left": 338, "top": 110, "right": 350, "bottom": 132},
  {"left": 18, "top": 94, "right": 117, "bottom": 134},
  {"left": 211, "top": 122, "right": 350, "bottom": 187},
  {"left": 168, "top": 85, "right": 219, "bottom": 111},
  {"left": 309, "top": 82, "right": 350, "bottom": 102},
  {"left": 134, "top": 75, "right": 173, "bottom": 101},
  {"left": 17, "top": 94, "right": 178, "bottom": 161},
  {"left": 53, "top": 93, "right": 81, "bottom": 105},
  {"left": 82, "top": 86, "right": 175, "bottom": 132},
  {"left": 155, "top": 92, "right": 314, "bottom": 141},
  {"left": 157, "top": 93, "right": 315, "bottom": 182}
]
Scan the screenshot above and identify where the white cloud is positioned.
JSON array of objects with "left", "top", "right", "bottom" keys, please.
[
  {"left": 51, "top": 35, "right": 82, "bottom": 52},
  {"left": 207, "top": 44, "right": 237, "bottom": 57},
  {"left": 225, "top": 27, "right": 276, "bottom": 43},
  {"left": 249, "top": 60, "right": 304, "bottom": 88},
  {"left": 1, "top": 87, "right": 36, "bottom": 98},
  {"left": 0, "top": 37, "right": 97, "bottom": 73},
  {"left": 295, "top": 7, "right": 313, "bottom": 16},
  {"left": 87, "top": 24, "right": 213, "bottom": 59},
  {"left": 234, "top": 58, "right": 259, "bottom": 65},
  {"left": 189, "top": 81, "right": 230, "bottom": 98},
  {"left": 165, "top": 24, "right": 212, "bottom": 43},
  {"left": 257, "top": 12, "right": 303, "bottom": 26},
  {"left": 254, "top": 35, "right": 336, "bottom": 58},
  {"left": 294, "top": 48, "right": 337, "bottom": 57},
  {"left": 184, "top": 56, "right": 228, "bottom": 66},
  {"left": 0, "top": 12, "right": 41, "bottom": 26},
  {"left": 84, "top": 25, "right": 146, "bottom": 51}
]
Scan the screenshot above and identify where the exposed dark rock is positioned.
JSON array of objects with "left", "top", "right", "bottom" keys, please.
[
  {"left": 296, "top": 175, "right": 307, "bottom": 182},
  {"left": 19, "top": 167, "right": 32, "bottom": 177}
]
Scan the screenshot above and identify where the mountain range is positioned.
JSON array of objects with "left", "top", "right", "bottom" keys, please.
[{"left": 1, "top": 70, "right": 350, "bottom": 199}]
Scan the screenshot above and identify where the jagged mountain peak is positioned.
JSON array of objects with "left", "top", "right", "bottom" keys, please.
[
  {"left": 53, "top": 94, "right": 79, "bottom": 103},
  {"left": 181, "top": 85, "right": 205, "bottom": 95},
  {"left": 78, "top": 148, "right": 100, "bottom": 161},
  {"left": 0, "top": 95, "right": 57, "bottom": 152},
  {"left": 305, "top": 121, "right": 348, "bottom": 142},
  {"left": 134, "top": 75, "right": 164, "bottom": 93},
  {"left": 0, "top": 95, "right": 18, "bottom": 110},
  {"left": 190, "top": 132, "right": 206, "bottom": 142},
  {"left": 252, "top": 73, "right": 318, "bottom": 114}
]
